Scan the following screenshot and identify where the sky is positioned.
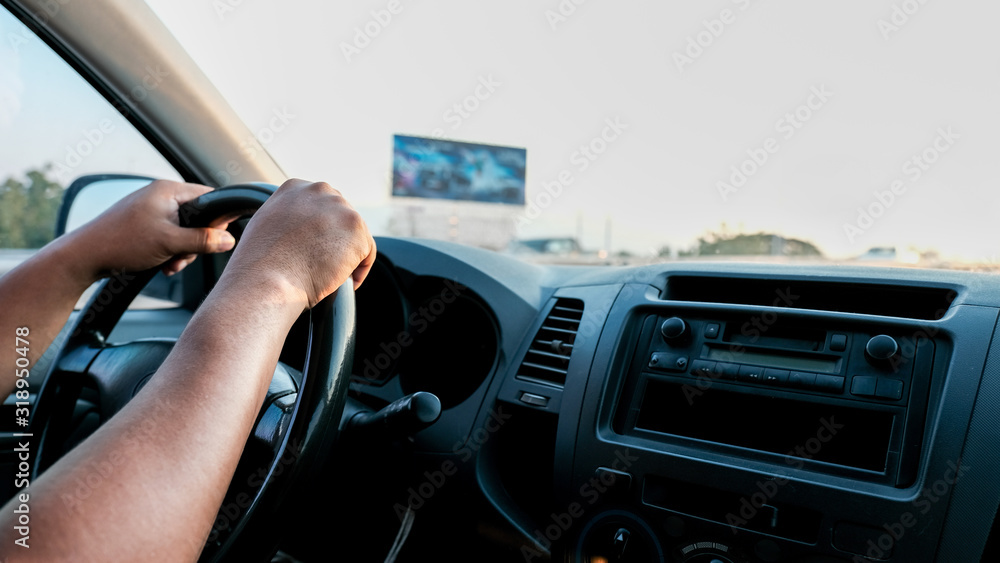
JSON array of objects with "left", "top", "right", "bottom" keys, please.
[
  {"left": 0, "top": 10, "right": 179, "bottom": 183},
  {"left": 3, "top": 0, "right": 1000, "bottom": 263}
]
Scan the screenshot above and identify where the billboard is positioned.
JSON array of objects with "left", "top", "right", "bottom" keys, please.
[{"left": 392, "top": 135, "right": 526, "bottom": 205}]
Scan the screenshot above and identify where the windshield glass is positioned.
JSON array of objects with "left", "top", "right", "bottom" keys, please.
[{"left": 145, "top": 0, "right": 1000, "bottom": 269}]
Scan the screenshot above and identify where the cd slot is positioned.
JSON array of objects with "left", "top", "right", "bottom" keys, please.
[
  {"left": 703, "top": 345, "right": 841, "bottom": 375},
  {"left": 721, "top": 317, "right": 825, "bottom": 351}
]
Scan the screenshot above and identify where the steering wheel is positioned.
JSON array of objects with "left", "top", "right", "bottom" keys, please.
[{"left": 28, "top": 184, "right": 356, "bottom": 562}]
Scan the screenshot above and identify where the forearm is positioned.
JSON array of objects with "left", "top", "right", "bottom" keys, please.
[
  {"left": 0, "top": 272, "right": 306, "bottom": 562},
  {"left": 0, "top": 236, "right": 98, "bottom": 399}
]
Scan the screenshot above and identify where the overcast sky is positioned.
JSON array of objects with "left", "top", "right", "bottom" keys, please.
[{"left": 3, "top": 1, "right": 1000, "bottom": 262}]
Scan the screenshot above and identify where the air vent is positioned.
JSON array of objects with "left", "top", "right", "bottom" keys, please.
[{"left": 516, "top": 299, "right": 584, "bottom": 387}]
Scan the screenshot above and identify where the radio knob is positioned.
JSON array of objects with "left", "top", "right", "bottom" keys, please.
[
  {"left": 660, "top": 317, "right": 688, "bottom": 343},
  {"left": 865, "top": 335, "right": 899, "bottom": 366}
]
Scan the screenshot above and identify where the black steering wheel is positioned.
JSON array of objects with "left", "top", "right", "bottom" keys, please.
[{"left": 28, "top": 184, "right": 355, "bottom": 562}]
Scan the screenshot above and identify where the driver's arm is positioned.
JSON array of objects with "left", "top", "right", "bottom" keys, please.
[
  {"left": 0, "top": 180, "right": 238, "bottom": 401},
  {"left": 0, "top": 178, "right": 376, "bottom": 562}
]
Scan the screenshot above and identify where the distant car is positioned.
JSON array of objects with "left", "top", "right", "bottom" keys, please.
[
  {"left": 856, "top": 247, "right": 897, "bottom": 261},
  {"left": 508, "top": 237, "right": 583, "bottom": 255}
]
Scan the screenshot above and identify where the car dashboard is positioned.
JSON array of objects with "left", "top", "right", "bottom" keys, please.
[{"left": 276, "top": 237, "right": 1000, "bottom": 563}]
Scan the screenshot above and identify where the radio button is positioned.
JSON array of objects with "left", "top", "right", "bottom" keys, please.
[
  {"left": 738, "top": 365, "right": 764, "bottom": 383},
  {"left": 865, "top": 335, "right": 900, "bottom": 367},
  {"left": 763, "top": 369, "right": 790, "bottom": 385},
  {"left": 648, "top": 352, "right": 688, "bottom": 372},
  {"left": 830, "top": 333, "right": 848, "bottom": 352},
  {"left": 660, "top": 317, "right": 688, "bottom": 343},
  {"left": 875, "top": 378, "right": 904, "bottom": 400},
  {"left": 690, "top": 360, "right": 716, "bottom": 377},
  {"left": 716, "top": 362, "right": 740, "bottom": 380},
  {"left": 788, "top": 371, "right": 816, "bottom": 388},
  {"left": 850, "top": 375, "right": 877, "bottom": 397},
  {"left": 812, "top": 374, "right": 845, "bottom": 393},
  {"left": 704, "top": 323, "right": 720, "bottom": 339}
]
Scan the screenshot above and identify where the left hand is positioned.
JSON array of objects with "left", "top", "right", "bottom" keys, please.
[{"left": 68, "top": 180, "right": 237, "bottom": 280}]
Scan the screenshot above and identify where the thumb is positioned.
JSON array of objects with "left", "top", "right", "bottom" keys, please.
[{"left": 178, "top": 227, "right": 236, "bottom": 255}]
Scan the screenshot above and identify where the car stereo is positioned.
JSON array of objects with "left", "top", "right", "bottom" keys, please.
[{"left": 612, "top": 310, "right": 935, "bottom": 486}]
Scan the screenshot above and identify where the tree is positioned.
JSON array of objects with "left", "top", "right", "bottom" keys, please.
[
  {"left": 690, "top": 230, "right": 822, "bottom": 257},
  {"left": 0, "top": 166, "right": 65, "bottom": 248}
]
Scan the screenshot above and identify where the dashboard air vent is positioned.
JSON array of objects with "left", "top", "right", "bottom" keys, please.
[{"left": 516, "top": 299, "right": 584, "bottom": 388}]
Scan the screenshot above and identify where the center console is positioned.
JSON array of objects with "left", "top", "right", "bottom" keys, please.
[{"left": 563, "top": 276, "right": 970, "bottom": 563}]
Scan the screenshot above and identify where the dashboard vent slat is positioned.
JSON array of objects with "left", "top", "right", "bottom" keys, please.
[
  {"left": 538, "top": 326, "right": 578, "bottom": 338},
  {"left": 516, "top": 298, "right": 584, "bottom": 388},
  {"left": 527, "top": 349, "right": 571, "bottom": 363}
]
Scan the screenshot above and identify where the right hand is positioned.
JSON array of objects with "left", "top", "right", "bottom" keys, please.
[
  {"left": 66, "top": 180, "right": 237, "bottom": 280},
  {"left": 223, "top": 178, "right": 377, "bottom": 309}
]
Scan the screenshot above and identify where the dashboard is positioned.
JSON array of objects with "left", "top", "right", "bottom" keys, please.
[{"left": 286, "top": 237, "right": 1000, "bottom": 563}]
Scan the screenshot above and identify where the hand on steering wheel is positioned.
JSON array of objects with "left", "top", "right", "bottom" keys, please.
[{"left": 30, "top": 183, "right": 359, "bottom": 562}]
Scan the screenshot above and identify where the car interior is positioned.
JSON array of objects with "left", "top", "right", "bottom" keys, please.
[{"left": 2, "top": 1, "right": 1000, "bottom": 562}]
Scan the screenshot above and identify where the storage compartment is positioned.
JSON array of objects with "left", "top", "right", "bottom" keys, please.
[
  {"left": 643, "top": 474, "right": 823, "bottom": 543},
  {"left": 635, "top": 380, "right": 895, "bottom": 472},
  {"left": 662, "top": 275, "right": 956, "bottom": 320}
]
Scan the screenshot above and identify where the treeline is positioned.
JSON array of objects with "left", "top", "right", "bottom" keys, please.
[
  {"left": 681, "top": 231, "right": 823, "bottom": 257},
  {"left": 0, "top": 167, "right": 64, "bottom": 248}
]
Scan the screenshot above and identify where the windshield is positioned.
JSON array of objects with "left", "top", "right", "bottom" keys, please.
[{"left": 145, "top": 1, "right": 1000, "bottom": 269}]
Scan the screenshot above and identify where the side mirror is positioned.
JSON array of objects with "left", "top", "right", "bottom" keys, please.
[
  {"left": 56, "top": 174, "right": 156, "bottom": 237},
  {"left": 57, "top": 174, "right": 184, "bottom": 308}
]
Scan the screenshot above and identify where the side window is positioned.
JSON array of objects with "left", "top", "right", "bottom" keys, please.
[{"left": 0, "top": 7, "right": 183, "bottom": 308}]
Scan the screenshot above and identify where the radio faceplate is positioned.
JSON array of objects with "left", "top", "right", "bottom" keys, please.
[{"left": 613, "top": 310, "right": 935, "bottom": 486}]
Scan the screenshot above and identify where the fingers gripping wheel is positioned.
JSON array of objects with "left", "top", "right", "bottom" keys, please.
[
  {"left": 28, "top": 184, "right": 356, "bottom": 563},
  {"left": 62, "top": 183, "right": 278, "bottom": 347}
]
